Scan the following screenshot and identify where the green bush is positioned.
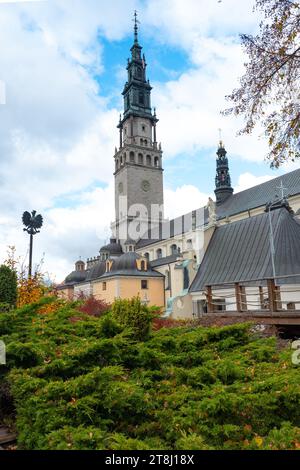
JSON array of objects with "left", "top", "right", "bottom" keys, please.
[
  {"left": 1, "top": 298, "right": 299, "bottom": 451},
  {"left": 0, "top": 265, "right": 17, "bottom": 307},
  {"left": 111, "top": 297, "right": 154, "bottom": 340}
]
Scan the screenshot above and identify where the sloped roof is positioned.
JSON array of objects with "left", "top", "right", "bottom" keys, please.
[
  {"left": 190, "top": 207, "right": 300, "bottom": 292},
  {"left": 100, "top": 252, "right": 164, "bottom": 279},
  {"left": 85, "top": 261, "right": 106, "bottom": 282},
  {"left": 216, "top": 168, "right": 300, "bottom": 220},
  {"left": 150, "top": 254, "right": 182, "bottom": 268},
  {"left": 137, "top": 168, "right": 300, "bottom": 249},
  {"left": 64, "top": 270, "right": 88, "bottom": 286}
]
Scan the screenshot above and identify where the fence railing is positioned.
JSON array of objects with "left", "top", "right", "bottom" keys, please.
[{"left": 205, "top": 274, "right": 300, "bottom": 315}]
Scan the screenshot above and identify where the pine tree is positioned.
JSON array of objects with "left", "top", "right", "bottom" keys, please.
[{"left": 0, "top": 265, "right": 17, "bottom": 308}]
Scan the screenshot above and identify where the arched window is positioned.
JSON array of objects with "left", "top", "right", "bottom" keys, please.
[
  {"left": 183, "top": 267, "right": 189, "bottom": 290},
  {"left": 141, "top": 260, "right": 147, "bottom": 271},
  {"left": 144, "top": 139, "right": 148, "bottom": 146},
  {"left": 138, "top": 153, "right": 143, "bottom": 165},
  {"left": 156, "top": 248, "right": 162, "bottom": 259},
  {"left": 146, "top": 155, "right": 151, "bottom": 166},
  {"left": 116, "top": 159, "right": 119, "bottom": 170},
  {"left": 154, "top": 157, "right": 159, "bottom": 168},
  {"left": 130, "top": 151, "right": 135, "bottom": 163},
  {"left": 144, "top": 253, "right": 149, "bottom": 260},
  {"left": 186, "top": 239, "right": 193, "bottom": 250},
  {"left": 171, "top": 244, "right": 178, "bottom": 255},
  {"left": 140, "top": 138, "right": 143, "bottom": 146}
]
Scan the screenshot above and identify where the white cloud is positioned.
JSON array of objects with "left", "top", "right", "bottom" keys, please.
[
  {"left": 235, "top": 172, "right": 274, "bottom": 194},
  {"left": 164, "top": 185, "right": 210, "bottom": 220}
]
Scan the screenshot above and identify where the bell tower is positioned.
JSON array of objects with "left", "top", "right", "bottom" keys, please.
[
  {"left": 112, "top": 13, "right": 164, "bottom": 248},
  {"left": 214, "top": 141, "right": 234, "bottom": 204}
]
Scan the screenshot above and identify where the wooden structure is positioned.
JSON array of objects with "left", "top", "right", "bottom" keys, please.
[
  {"left": 204, "top": 274, "right": 300, "bottom": 325},
  {"left": 0, "top": 426, "right": 17, "bottom": 450}
]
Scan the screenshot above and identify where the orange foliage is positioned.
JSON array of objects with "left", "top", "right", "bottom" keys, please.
[
  {"left": 17, "top": 273, "right": 45, "bottom": 308},
  {"left": 38, "top": 300, "right": 61, "bottom": 315}
]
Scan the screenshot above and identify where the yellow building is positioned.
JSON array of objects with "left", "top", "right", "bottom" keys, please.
[{"left": 58, "top": 249, "right": 165, "bottom": 308}]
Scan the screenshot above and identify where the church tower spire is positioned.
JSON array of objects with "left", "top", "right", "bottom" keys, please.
[
  {"left": 120, "top": 11, "right": 154, "bottom": 123},
  {"left": 214, "top": 141, "right": 234, "bottom": 204},
  {"left": 112, "top": 13, "right": 164, "bottom": 249}
]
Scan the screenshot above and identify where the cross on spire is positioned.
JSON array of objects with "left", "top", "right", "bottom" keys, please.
[
  {"left": 276, "top": 180, "right": 288, "bottom": 200},
  {"left": 218, "top": 128, "right": 223, "bottom": 147}
]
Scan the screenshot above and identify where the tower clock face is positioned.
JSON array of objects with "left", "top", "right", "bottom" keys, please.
[
  {"left": 141, "top": 180, "right": 151, "bottom": 192},
  {"left": 118, "top": 182, "right": 124, "bottom": 194}
]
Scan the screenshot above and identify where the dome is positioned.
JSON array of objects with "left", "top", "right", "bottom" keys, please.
[
  {"left": 85, "top": 261, "right": 106, "bottom": 281},
  {"left": 100, "top": 238, "right": 123, "bottom": 256},
  {"left": 64, "top": 270, "right": 87, "bottom": 285},
  {"left": 111, "top": 252, "right": 142, "bottom": 272}
]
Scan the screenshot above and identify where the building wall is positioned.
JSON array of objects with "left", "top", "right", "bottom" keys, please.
[
  {"left": 57, "top": 286, "right": 74, "bottom": 300},
  {"left": 74, "top": 283, "right": 92, "bottom": 298},
  {"left": 93, "top": 276, "right": 165, "bottom": 307}
]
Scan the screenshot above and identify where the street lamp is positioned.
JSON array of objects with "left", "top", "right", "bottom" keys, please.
[{"left": 22, "top": 210, "right": 43, "bottom": 277}]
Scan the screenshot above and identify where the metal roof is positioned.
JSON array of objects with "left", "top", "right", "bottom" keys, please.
[
  {"left": 150, "top": 254, "right": 182, "bottom": 268},
  {"left": 216, "top": 168, "right": 300, "bottom": 220},
  {"left": 137, "top": 168, "right": 300, "bottom": 249},
  {"left": 100, "top": 252, "right": 164, "bottom": 279},
  {"left": 190, "top": 207, "right": 300, "bottom": 292}
]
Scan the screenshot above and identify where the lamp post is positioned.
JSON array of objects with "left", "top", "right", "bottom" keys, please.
[{"left": 22, "top": 210, "right": 43, "bottom": 277}]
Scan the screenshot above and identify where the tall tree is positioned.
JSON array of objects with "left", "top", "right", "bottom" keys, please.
[
  {"left": 0, "top": 265, "right": 17, "bottom": 308},
  {"left": 224, "top": 0, "right": 300, "bottom": 167}
]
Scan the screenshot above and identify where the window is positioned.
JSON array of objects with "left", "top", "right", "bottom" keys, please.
[
  {"left": 141, "top": 280, "right": 148, "bottom": 290},
  {"left": 146, "top": 155, "right": 151, "bottom": 166},
  {"left": 144, "top": 253, "right": 149, "bottom": 260},
  {"left": 183, "top": 267, "right": 189, "bottom": 290},
  {"left": 141, "top": 260, "right": 147, "bottom": 271},
  {"left": 138, "top": 153, "right": 143, "bottom": 165},
  {"left": 102, "top": 282, "right": 107, "bottom": 291},
  {"left": 187, "top": 239, "right": 193, "bottom": 250},
  {"left": 170, "top": 244, "right": 178, "bottom": 255},
  {"left": 142, "top": 125, "right": 146, "bottom": 132},
  {"left": 139, "top": 92, "right": 144, "bottom": 105},
  {"left": 156, "top": 248, "right": 162, "bottom": 259},
  {"left": 154, "top": 157, "right": 159, "bottom": 167},
  {"left": 130, "top": 151, "right": 135, "bottom": 163}
]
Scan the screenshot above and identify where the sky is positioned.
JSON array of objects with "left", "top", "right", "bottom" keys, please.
[{"left": 0, "top": 0, "right": 298, "bottom": 282}]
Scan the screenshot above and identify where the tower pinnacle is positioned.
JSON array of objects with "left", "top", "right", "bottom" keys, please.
[
  {"left": 133, "top": 10, "right": 139, "bottom": 44},
  {"left": 214, "top": 141, "right": 234, "bottom": 204}
]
